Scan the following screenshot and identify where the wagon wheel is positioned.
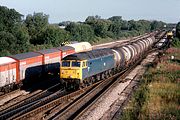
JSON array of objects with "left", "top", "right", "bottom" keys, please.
[
  {"left": 4, "top": 86, "right": 10, "bottom": 93},
  {"left": 96, "top": 74, "right": 101, "bottom": 81}
]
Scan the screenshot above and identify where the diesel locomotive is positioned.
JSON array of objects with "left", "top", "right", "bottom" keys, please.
[{"left": 60, "top": 36, "right": 157, "bottom": 89}]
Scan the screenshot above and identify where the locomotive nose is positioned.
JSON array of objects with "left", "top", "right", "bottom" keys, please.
[{"left": 60, "top": 68, "right": 81, "bottom": 79}]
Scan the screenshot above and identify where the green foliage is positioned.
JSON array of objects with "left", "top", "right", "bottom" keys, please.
[
  {"left": 24, "top": 12, "right": 49, "bottom": 44},
  {"left": 0, "top": 6, "right": 170, "bottom": 57},
  {"left": 108, "top": 16, "right": 122, "bottom": 23},
  {"left": 128, "top": 20, "right": 151, "bottom": 34},
  {"left": 176, "top": 22, "right": 180, "bottom": 39},
  {"left": 172, "top": 37, "right": 180, "bottom": 48},
  {"left": 0, "top": 31, "right": 17, "bottom": 55},
  {"left": 121, "top": 54, "right": 180, "bottom": 120},
  {"left": 0, "top": 6, "right": 22, "bottom": 31},
  {"left": 65, "top": 22, "right": 95, "bottom": 42},
  {"left": 0, "top": 6, "right": 30, "bottom": 56},
  {"left": 38, "top": 25, "right": 71, "bottom": 47},
  {"left": 85, "top": 17, "right": 111, "bottom": 38},
  {"left": 108, "top": 22, "right": 122, "bottom": 38},
  {"left": 150, "top": 20, "right": 165, "bottom": 30}
]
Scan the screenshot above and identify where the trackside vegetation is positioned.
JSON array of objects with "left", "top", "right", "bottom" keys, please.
[
  {"left": 171, "top": 22, "right": 180, "bottom": 48},
  {"left": 120, "top": 47, "right": 180, "bottom": 120},
  {"left": 0, "top": 6, "right": 166, "bottom": 56}
]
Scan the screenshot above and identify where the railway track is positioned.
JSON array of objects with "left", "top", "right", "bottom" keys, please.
[
  {"left": 0, "top": 83, "right": 62, "bottom": 119},
  {"left": 8, "top": 81, "right": 101, "bottom": 120},
  {"left": 0, "top": 89, "right": 20, "bottom": 102}
]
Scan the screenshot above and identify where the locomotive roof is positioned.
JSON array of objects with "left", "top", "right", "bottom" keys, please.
[
  {"left": 37, "top": 48, "right": 60, "bottom": 54},
  {"left": 56, "top": 46, "right": 75, "bottom": 52},
  {"left": 9, "top": 52, "right": 42, "bottom": 60},
  {"left": 63, "top": 48, "right": 113, "bottom": 60}
]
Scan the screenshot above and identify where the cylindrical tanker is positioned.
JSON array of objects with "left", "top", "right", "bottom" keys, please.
[{"left": 111, "top": 48, "right": 126, "bottom": 69}]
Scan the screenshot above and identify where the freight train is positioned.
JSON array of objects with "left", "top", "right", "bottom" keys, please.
[
  {"left": 0, "top": 42, "right": 92, "bottom": 92},
  {"left": 60, "top": 36, "right": 157, "bottom": 89}
]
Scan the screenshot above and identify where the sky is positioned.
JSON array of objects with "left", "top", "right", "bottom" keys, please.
[{"left": 0, "top": 0, "right": 179, "bottom": 23}]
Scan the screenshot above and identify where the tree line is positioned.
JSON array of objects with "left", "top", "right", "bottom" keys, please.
[
  {"left": 172, "top": 22, "right": 180, "bottom": 48},
  {"left": 0, "top": 6, "right": 166, "bottom": 56}
]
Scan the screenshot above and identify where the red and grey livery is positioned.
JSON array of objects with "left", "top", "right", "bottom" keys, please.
[{"left": 0, "top": 42, "right": 92, "bottom": 92}]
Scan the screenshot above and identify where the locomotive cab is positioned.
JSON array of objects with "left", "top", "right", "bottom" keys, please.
[{"left": 60, "top": 60, "right": 87, "bottom": 82}]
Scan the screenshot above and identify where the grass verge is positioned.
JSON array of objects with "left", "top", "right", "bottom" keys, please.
[{"left": 121, "top": 47, "right": 180, "bottom": 120}]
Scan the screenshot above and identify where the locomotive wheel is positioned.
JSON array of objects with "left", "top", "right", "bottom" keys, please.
[
  {"left": 87, "top": 77, "right": 93, "bottom": 85},
  {"left": 105, "top": 71, "right": 109, "bottom": 78},
  {"left": 96, "top": 74, "right": 101, "bottom": 81},
  {"left": 108, "top": 70, "right": 113, "bottom": 77},
  {"left": 101, "top": 72, "right": 106, "bottom": 80},
  {"left": 91, "top": 77, "right": 96, "bottom": 83}
]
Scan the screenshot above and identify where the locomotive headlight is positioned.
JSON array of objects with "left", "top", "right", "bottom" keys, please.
[{"left": 61, "top": 70, "right": 64, "bottom": 74}]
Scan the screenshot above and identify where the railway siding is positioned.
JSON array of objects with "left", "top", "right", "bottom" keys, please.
[{"left": 0, "top": 90, "right": 29, "bottom": 106}]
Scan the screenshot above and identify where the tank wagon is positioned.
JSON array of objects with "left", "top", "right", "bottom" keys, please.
[
  {"left": 0, "top": 42, "right": 92, "bottom": 92},
  {"left": 60, "top": 36, "right": 157, "bottom": 89}
]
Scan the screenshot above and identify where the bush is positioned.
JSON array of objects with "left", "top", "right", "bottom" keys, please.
[{"left": 172, "top": 37, "right": 180, "bottom": 48}]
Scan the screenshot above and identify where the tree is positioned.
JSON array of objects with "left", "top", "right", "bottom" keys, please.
[
  {"left": 24, "top": 12, "right": 49, "bottom": 44},
  {"left": 108, "top": 22, "right": 121, "bottom": 38},
  {"left": 65, "top": 22, "right": 95, "bottom": 42},
  {"left": 0, "top": 6, "right": 22, "bottom": 31},
  {"left": 150, "top": 20, "right": 165, "bottom": 30},
  {"left": 108, "top": 16, "right": 122, "bottom": 23},
  {"left": 38, "top": 25, "right": 71, "bottom": 47},
  {"left": 176, "top": 22, "right": 180, "bottom": 39},
  {"left": 11, "top": 24, "right": 30, "bottom": 52},
  {"left": 0, "top": 31, "right": 17, "bottom": 55},
  {"left": 0, "top": 6, "right": 30, "bottom": 55},
  {"left": 85, "top": 15, "right": 101, "bottom": 23}
]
